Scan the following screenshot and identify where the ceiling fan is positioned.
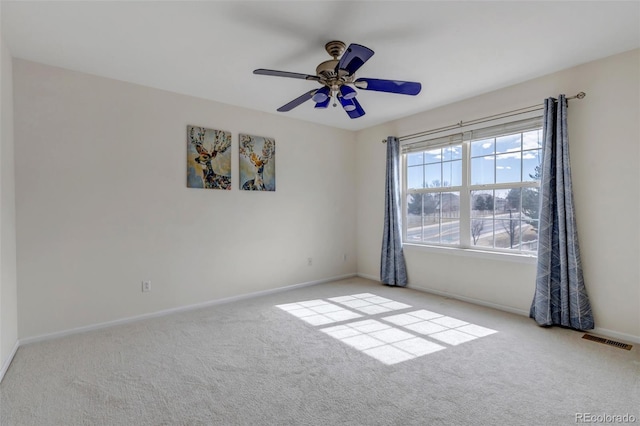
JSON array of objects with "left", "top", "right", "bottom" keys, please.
[{"left": 253, "top": 41, "right": 422, "bottom": 119}]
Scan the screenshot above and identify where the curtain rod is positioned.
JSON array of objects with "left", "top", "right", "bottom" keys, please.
[{"left": 382, "top": 92, "right": 586, "bottom": 143}]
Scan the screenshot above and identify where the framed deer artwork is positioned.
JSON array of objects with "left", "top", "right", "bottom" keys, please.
[
  {"left": 239, "top": 134, "right": 276, "bottom": 191},
  {"left": 186, "top": 125, "right": 232, "bottom": 190}
]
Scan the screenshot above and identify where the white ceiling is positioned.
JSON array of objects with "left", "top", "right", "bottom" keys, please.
[{"left": 2, "top": 1, "right": 639, "bottom": 131}]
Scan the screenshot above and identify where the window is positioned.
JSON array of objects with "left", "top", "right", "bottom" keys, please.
[{"left": 403, "top": 116, "right": 542, "bottom": 254}]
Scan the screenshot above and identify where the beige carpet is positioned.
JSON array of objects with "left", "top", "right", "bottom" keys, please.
[{"left": 1, "top": 277, "right": 638, "bottom": 425}]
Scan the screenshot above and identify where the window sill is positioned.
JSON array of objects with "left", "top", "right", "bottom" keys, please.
[{"left": 402, "top": 242, "right": 537, "bottom": 264}]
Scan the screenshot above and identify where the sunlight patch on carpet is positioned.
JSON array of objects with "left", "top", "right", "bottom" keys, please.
[
  {"left": 321, "top": 320, "right": 445, "bottom": 364},
  {"left": 275, "top": 300, "right": 363, "bottom": 325},
  {"left": 328, "top": 293, "right": 412, "bottom": 315},
  {"left": 276, "top": 294, "right": 498, "bottom": 365}
]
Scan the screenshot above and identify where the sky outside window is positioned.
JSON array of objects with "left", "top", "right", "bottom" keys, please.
[{"left": 471, "top": 131, "right": 541, "bottom": 185}]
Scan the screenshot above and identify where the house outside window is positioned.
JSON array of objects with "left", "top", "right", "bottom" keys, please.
[{"left": 402, "top": 116, "right": 542, "bottom": 255}]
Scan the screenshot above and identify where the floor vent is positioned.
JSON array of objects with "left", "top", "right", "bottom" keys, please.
[{"left": 582, "top": 334, "right": 632, "bottom": 350}]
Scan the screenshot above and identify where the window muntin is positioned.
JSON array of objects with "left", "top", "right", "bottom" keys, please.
[
  {"left": 405, "top": 144, "right": 462, "bottom": 247},
  {"left": 470, "top": 188, "right": 540, "bottom": 252},
  {"left": 407, "top": 147, "right": 462, "bottom": 190},
  {"left": 406, "top": 192, "right": 461, "bottom": 245},
  {"left": 403, "top": 120, "right": 542, "bottom": 255}
]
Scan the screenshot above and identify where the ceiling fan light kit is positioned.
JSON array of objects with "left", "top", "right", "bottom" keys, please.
[
  {"left": 314, "top": 98, "right": 330, "bottom": 109},
  {"left": 339, "top": 96, "right": 357, "bottom": 112},
  {"left": 312, "top": 86, "right": 330, "bottom": 103},
  {"left": 340, "top": 85, "right": 357, "bottom": 100},
  {"left": 254, "top": 40, "right": 422, "bottom": 119}
]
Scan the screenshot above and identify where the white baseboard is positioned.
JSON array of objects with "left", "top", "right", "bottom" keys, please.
[
  {"left": 20, "top": 273, "right": 357, "bottom": 346},
  {"left": 358, "top": 273, "right": 530, "bottom": 317},
  {"left": 408, "top": 284, "right": 530, "bottom": 317},
  {"left": 406, "top": 284, "right": 640, "bottom": 344},
  {"left": 590, "top": 327, "right": 640, "bottom": 345},
  {"left": 14, "top": 271, "right": 639, "bottom": 353},
  {"left": 356, "top": 273, "right": 379, "bottom": 282},
  {"left": 0, "top": 340, "right": 20, "bottom": 383},
  {"left": 358, "top": 273, "right": 530, "bottom": 316}
]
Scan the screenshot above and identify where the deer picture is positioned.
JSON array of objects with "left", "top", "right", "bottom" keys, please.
[
  {"left": 187, "top": 126, "right": 232, "bottom": 190},
  {"left": 239, "top": 134, "right": 275, "bottom": 191}
]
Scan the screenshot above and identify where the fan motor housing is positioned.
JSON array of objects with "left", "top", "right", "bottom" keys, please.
[{"left": 316, "top": 60, "right": 339, "bottom": 79}]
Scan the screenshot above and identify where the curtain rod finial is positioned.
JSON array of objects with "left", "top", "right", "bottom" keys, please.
[{"left": 576, "top": 92, "right": 586, "bottom": 99}]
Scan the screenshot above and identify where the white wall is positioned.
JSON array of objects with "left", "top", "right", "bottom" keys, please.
[
  {"left": 10, "top": 50, "right": 640, "bottom": 343},
  {"left": 0, "top": 34, "right": 19, "bottom": 375},
  {"left": 13, "top": 60, "right": 357, "bottom": 339},
  {"left": 356, "top": 49, "right": 640, "bottom": 342}
]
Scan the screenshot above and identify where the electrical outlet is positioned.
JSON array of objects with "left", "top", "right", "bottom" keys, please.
[
  {"left": 142, "top": 280, "right": 151, "bottom": 292},
  {"left": 307, "top": 257, "right": 313, "bottom": 266}
]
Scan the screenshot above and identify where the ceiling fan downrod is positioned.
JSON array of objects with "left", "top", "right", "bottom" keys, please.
[{"left": 324, "top": 40, "right": 346, "bottom": 59}]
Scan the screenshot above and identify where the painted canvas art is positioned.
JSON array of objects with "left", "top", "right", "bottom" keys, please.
[
  {"left": 239, "top": 134, "right": 276, "bottom": 191},
  {"left": 187, "top": 125, "right": 232, "bottom": 190}
]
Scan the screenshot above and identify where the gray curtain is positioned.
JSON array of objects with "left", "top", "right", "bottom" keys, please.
[
  {"left": 380, "top": 136, "right": 408, "bottom": 286},
  {"left": 530, "top": 95, "right": 594, "bottom": 330}
]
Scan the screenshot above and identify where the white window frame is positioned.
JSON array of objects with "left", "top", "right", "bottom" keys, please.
[{"left": 401, "top": 113, "right": 543, "bottom": 256}]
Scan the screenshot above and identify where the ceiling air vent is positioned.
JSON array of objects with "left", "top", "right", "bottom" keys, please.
[{"left": 582, "top": 334, "right": 633, "bottom": 350}]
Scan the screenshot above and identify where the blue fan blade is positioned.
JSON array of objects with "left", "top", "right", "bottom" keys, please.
[
  {"left": 346, "top": 97, "right": 365, "bottom": 119},
  {"left": 337, "top": 44, "right": 374, "bottom": 75},
  {"left": 254, "top": 69, "right": 320, "bottom": 81},
  {"left": 277, "top": 90, "right": 317, "bottom": 112},
  {"left": 354, "top": 78, "right": 421, "bottom": 95}
]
